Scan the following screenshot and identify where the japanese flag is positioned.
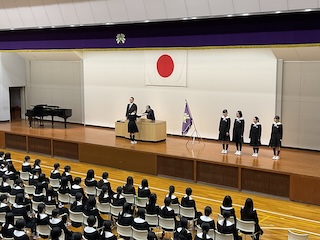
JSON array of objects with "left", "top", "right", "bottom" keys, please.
[{"left": 145, "top": 50, "right": 187, "bottom": 87}]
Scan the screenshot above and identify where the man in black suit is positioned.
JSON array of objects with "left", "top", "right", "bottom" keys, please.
[
  {"left": 145, "top": 105, "right": 155, "bottom": 121},
  {"left": 126, "top": 97, "right": 137, "bottom": 119}
]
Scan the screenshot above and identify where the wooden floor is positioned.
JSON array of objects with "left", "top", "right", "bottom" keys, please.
[{"left": 1, "top": 120, "right": 320, "bottom": 239}]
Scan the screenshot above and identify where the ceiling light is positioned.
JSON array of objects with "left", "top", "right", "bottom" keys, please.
[
  {"left": 242, "top": 13, "right": 249, "bottom": 16},
  {"left": 191, "top": 17, "right": 197, "bottom": 20},
  {"left": 304, "top": 9, "right": 312, "bottom": 12},
  {"left": 227, "top": 14, "right": 233, "bottom": 17},
  {"left": 275, "top": 11, "right": 281, "bottom": 14},
  {"left": 144, "top": 20, "right": 150, "bottom": 23},
  {"left": 38, "top": 26, "right": 43, "bottom": 29},
  {"left": 105, "top": 22, "right": 114, "bottom": 25},
  {"left": 51, "top": 26, "right": 55, "bottom": 28},
  {"left": 182, "top": 17, "right": 188, "bottom": 20},
  {"left": 70, "top": 24, "right": 75, "bottom": 27}
]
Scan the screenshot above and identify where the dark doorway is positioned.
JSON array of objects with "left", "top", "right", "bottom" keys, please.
[{"left": 9, "top": 87, "right": 24, "bottom": 121}]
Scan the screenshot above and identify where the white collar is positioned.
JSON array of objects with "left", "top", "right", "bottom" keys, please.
[
  {"left": 252, "top": 122, "right": 261, "bottom": 125},
  {"left": 14, "top": 230, "right": 26, "bottom": 237},
  {"left": 273, "top": 122, "right": 282, "bottom": 125},
  {"left": 222, "top": 116, "right": 230, "bottom": 119},
  {"left": 84, "top": 226, "right": 97, "bottom": 233}
]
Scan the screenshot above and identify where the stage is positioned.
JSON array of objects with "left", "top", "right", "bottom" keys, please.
[{"left": 0, "top": 120, "right": 319, "bottom": 205}]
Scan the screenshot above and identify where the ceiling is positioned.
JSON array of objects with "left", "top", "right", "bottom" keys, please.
[{"left": 0, "top": 0, "right": 320, "bottom": 30}]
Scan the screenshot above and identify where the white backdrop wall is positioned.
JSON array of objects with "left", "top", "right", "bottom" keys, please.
[
  {"left": 26, "top": 61, "right": 83, "bottom": 123},
  {"left": 0, "top": 53, "right": 26, "bottom": 121},
  {"left": 84, "top": 49, "right": 278, "bottom": 144},
  {"left": 282, "top": 61, "right": 320, "bottom": 150}
]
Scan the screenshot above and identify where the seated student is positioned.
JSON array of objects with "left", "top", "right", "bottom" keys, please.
[
  {"left": 84, "top": 215, "right": 100, "bottom": 240},
  {"left": 194, "top": 222, "right": 213, "bottom": 240},
  {"left": 11, "top": 179, "right": 25, "bottom": 196},
  {"left": 32, "top": 159, "right": 42, "bottom": 175},
  {"left": 70, "top": 177, "right": 85, "bottom": 197},
  {"left": 85, "top": 169, "right": 98, "bottom": 187},
  {"left": 0, "top": 194, "right": 11, "bottom": 213},
  {"left": 0, "top": 175, "right": 12, "bottom": 194},
  {"left": 99, "top": 220, "right": 117, "bottom": 240},
  {"left": 50, "top": 163, "right": 61, "bottom": 179},
  {"left": 138, "top": 179, "right": 151, "bottom": 198},
  {"left": 147, "top": 231, "right": 158, "bottom": 240},
  {"left": 132, "top": 208, "right": 149, "bottom": 230},
  {"left": 145, "top": 105, "right": 155, "bottom": 121},
  {"left": 13, "top": 219, "right": 30, "bottom": 240},
  {"left": 4, "top": 152, "right": 12, "bottom": 163},
  {"left": 98, "top": 185, "right": 111, "bottom": 204},
  {"left": 197, "top": 206, "right": 215, "bottom": 230},
  {"left": 117, "top": 202, "right": 134, "bottom": 226},
  {"left": 21, "top": 156, "right": 32, "bottom": 173},
  {"left": 174, "top": 217, "right": 192, "bottom": 240},
  {"left": 159, "top": 197, "right": 175, "bottom": 219},
  {"left": 5, "top": 163, "right": 19, "bottom": 181},
  {"left": 220, "top": 195, "right": 236, "bottom": 219},
  {"left": 122, "top": 176, "right": 136, "bottom": 195},
  {"left": 49, "top": 208, "right": 72, "bottom": 240},
  {"left": 29, "top": 169, "right": 40, "bottom": 186},
  {"left": 1, "top": 212, "right": 15, "bottom": 239},
  {"left": 217, "top": 211, "right": 238, "bottom": 240},
  {"left": 44, "top": 186, "right": 58, "bottom": 206},
  {"left": 84, "top": 196, "right": 103, "bottom": 227},
  {"left": 36, "top": 203, "right": 50, "bottom": 226},
  {"left": 181, "top": 187, "right": 201, "bottom": 218},
  {"left": 72, "top": 232, "right": 82, "bottom": 240},
  {"left": 240, "top": 198, "right": 263, "bottom": 240},
  {"left": 50, "top": 227, "right": 62, "bottom": 240},
  {"left": 70, "top": 192, "right": 84, "bottom": 212},
  {"left": 61, "top": 165, "right": 73, "bottom": 186},
  {"left": 33, "top": 182, "right": 45, "bottom": 203},
  {"left": 58, "top": 176, "right": 70, "bottom": 195},
  {"left": 146, "top": 193, "right": 160, "bottom": 215},
  {"left": 12, "top": 193, "right": 35, "bottom": 230},
  {"left": 112, "top": 186, "right": 126, "bottom": 207},
  {"left": 0, "top": 162, "right": 8, "bottom": 178},
  {"left": 38, "top": 173, "right": 49, "bottom": 190},
  {"left": 166, "top": 185, "right": 179, "bottom": 205},
  {"left": 97, "top": 172, "right": 113, "bottom": 196}
]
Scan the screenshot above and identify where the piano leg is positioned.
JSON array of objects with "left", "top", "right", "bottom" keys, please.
[
  {"left": 28, "top": 117, "right": 32, "bottom": 128},
  {"left": 40, "top": 116, "right": 44, "bottom": 126},
  {"left": 64, "top": 118, "right": 67, "bottom": 128},
  {"left": 51, "top": 115, "right": 54, "bottom": 127}
]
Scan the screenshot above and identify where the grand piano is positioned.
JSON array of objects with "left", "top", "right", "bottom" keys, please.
[{"left": 25, "top": 104, "right": 72, "bottom": 128}]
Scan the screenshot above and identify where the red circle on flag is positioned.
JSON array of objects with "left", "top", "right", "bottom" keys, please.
[{"left": 157, "top": 54, "right": 174, "bottom": 78}]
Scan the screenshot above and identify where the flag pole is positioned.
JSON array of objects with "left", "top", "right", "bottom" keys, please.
[{"left": 184, "top": 99, "right": 204, "bottom": 146}]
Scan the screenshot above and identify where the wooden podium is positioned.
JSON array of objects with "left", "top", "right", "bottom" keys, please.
[{"left": 115, "top": 119, "right": 166, "bottom": 142}]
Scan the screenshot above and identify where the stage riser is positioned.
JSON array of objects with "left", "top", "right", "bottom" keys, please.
[{"left": 1, "top": 130, "right": 319, "bottom": 204}]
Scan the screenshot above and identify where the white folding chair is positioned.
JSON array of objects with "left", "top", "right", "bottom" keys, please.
[
  {"left": 24, "top": 184, "right": 35, "bottom": 196},
  {"left": 97, "top": 202, "right": 111, "bottom": 214},
  {"left": 96, "top": 187, "right": 102, "bottom": 196},
  {"left": 69, "top": 210, "right": 83, "bottom": 226},
  {"left": 69, "top": 194, "right": 76, "bottom": 205},
  {"left": 288, "top": 229, "right": 309, "bottom": 240},
  {"left": 37, "top": 224, "right": 52, "bottom": 237},
  {"left": 136, "top": 197, "right": 149, "bottom": 208},
  {"left": 57, "top": 192, "right": 69, "bottom": 204},
  {"left": 110, "top": 204, "right": 123, "bottom": 220},
  {"left": 179, "top": 205, "right": 196, "bottom": 230},
  {"left": 215, "top": 230, "right": 234, "bottom": 240},
  {"left": 196, "top": 225, "right": 215, "bottom": 239},
  {"left": 122, "top": 193, "right": 135, "bottom": 205},
  {"left": 7, "top": 180, "right": 14, "bottom": 187},
  {"left": 116, "top": 222, "right": 132, "bottom": 238},
  {"left": 2, "top": 237, "right": 14, "bottom": 240},
  {"left": 84, "top": 186, "right": 96, "bottom": 196},
  {"left": 145, "top": 213, "right": 158, "bottom": 227},
  {"left": 20, "top": 171, "right": 30, "bottom": 182},
  {"left": 45, "top": 204, "right": 56, "bottom": 215},
  {"left": 0, "top": 212, "right": 6, "bottom": 223},
  {"left": 169, "top": 203, "right": 179, "bottom": 214},
  {"left": 49, "top": 178, "right": 60, "bottom": 189},
  {"left": 31, "top": 200, "right": 43, "bottom": 213},
  {"left": 132, "top": 227, "right": 148, "bottom": 240},
  {"left": 236, "top": 219, "right": 256, "bottom": 240},
  {"left": 158, "top": 215, "right": 175, "bottom": 238},
  {"left": 8, "top": 194, "right": 16, "bottom": 205}
]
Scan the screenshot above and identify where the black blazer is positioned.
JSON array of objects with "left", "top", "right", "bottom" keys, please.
[{"left": 126, "top": 103, "right": 137, "bottom": 119}]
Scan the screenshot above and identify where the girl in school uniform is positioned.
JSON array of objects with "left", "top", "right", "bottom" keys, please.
[
  {"left": 249, "top": 116, "right": 262, "bottom": 157},
  {"left": 269, "top": 115, "right": 283, "bottom": 160},
  {"left": 218, "top": 109, "right": 231, "bottom": 154},
  {"left": 232, "top": 110, "right": 245, "bottom": 155}
]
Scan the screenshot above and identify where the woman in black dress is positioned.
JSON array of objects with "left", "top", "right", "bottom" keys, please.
[
  {"left": 269, "top": 115, "right": 283, "bottom": 160},
  {"left": 249, "top": 116, "right": 262, "bottom": 157},
  {"left": 232, "top": 110, "right": 245, "bottom": 156},
  {"left": 218, "top": 109, "right": 231, "bottom": 154}
]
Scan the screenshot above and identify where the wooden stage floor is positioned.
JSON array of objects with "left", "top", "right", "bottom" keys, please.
[{"left": 0, "top": 120, "right": 319, "bottom": 204}]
